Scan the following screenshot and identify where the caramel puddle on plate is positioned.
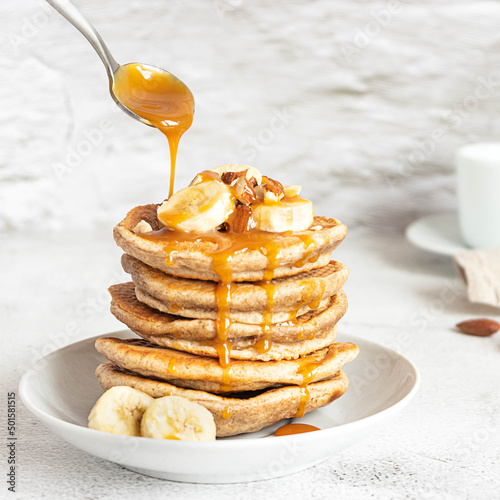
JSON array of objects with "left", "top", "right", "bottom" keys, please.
[
  {"left": 275, "top": 423, "right": 320, "bottom": 436},
  {"left": 113, "top": 63, "right": 195, "bottom": 197}
]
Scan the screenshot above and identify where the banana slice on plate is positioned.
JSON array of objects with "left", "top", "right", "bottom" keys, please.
[
  {"left": 141, "top": 396, "right": 216, "bottom": 441},
  {"left": 210, "top": 164, "right": 262, "bottom": 185},
  {"left": 158, "top": 180, "right": 234, "bottom": 232},
  {"left": 252, "top": 197, "right": 314, "bottom": 232},
  {"left": 88, "top": 386, "right": 154, "bottom": 436}
]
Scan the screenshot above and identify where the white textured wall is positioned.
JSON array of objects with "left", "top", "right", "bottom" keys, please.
[{"left": 2, "top": 0, "right": 500, "bottom": 234}]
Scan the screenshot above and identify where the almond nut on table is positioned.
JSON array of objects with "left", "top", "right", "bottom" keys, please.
[{"left": 455, "top": 318, "right": 500, "bottom": 337}]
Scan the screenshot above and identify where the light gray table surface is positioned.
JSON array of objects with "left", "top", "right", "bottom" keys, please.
[{"left": 1, "top": 227, "right": 499, "bottom": 500}]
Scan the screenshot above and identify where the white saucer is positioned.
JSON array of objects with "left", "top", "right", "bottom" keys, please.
[
  {"left": 405, "top": 213, "right": 468, "bottom": 256},
  {"left": 19, "top": 330, "right": 419, "bottom": 484}
]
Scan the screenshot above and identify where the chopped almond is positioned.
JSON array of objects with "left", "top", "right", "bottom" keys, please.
[
  {"left": 133, "top": 220, "right": 153, "bottom": 234},
  {"left": 221, "top": 170, "right": 247, "bottom": 185},
  {"left": 254, "top": 185, "right": 265, "bottom": 201},
  {"left": 227, "top": 205, "right": 254, "bottom": 233},
  {"left": 235, "top": 177, "right": 257, "bottom": 205},
  {"left": 261, "top": 176, "right": 285, "bottom": 199}
]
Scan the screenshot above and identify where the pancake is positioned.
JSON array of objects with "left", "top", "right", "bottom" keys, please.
[
  {"left": 113, "top": 204, "right": 348, "bottom": 282},
  {"left": 96, "top": 362, "right": 350, "bottom": 437},
  {"left": 133, "top": 326, "right": 338, "bottom": 361},
  {"left": 122, "top": 253, "right": 349, "bottom": 315},
  {"left": 109, "top": 282, "right": 349, "bottom": 344},
  {"left": 135, "top": 285, "right": 332, "bottom": 324},
  {"left": 95, "top": 337, "right": 359, "bottom": 393}
]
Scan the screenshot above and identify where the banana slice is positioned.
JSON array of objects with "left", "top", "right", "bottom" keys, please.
[
  {"left": 252, "top": 198, "right": 314, "bottom": 232},
  {"left": 157, "top": 180, "right": 234, "bottom": 232},
  {"left": 88, "top": 386, "right": 154, "bottom": 436},
  {"left": 210, "top": 164, "right": 262, "bottom": 185},
  {"left": 141, "top": 396, "right": 216, "bottom": 441}
]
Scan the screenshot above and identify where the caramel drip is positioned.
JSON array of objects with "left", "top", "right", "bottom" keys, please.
[
  {"left": 253, "top": 243, "right": 281, "bottom": 353},
  {"left": 296, "top": 386, "right": 310, "bottom": 418},
  {"left": 308, "top": 280, "right": 326, "bottom": 311},
  {"left": 285, "top": 278, "right": 325, "bottom": 341},
  {"left": 112, "top": 63, "right": 194, "bottom": 197},
  {"left": 167, "top": 359, "right": 176, "bottom": 375},
  {"left": 253, "top": 281, "right": 276, "bottom": 353},
  {"left": 167, "top": 302, "right": 182, "bottom": 314},
  {"left": 275, "top": 423, "right": 320, "bottom": 436},
  {"left": 290, "top": 281, "right": 316, "bottom": 340},
  {"left": 213, "top": 281, "right": 234, "bottom": 391},
  {"left": 222, "top": 406, "right": 233, "bottom": 420},
  {"left": 295, "top": 355, "right": 324, "bottom": 418},
  {"left": 294, "top": 234, "right": 318, "bottom": 268}
]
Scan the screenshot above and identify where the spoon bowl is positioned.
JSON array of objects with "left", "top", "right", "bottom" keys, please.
[
  {"left": 109, "top": 69, "right": 156, "bottom": 127},
  {"left": 111, "top": 62, "right": 194, "bottom": 131}
]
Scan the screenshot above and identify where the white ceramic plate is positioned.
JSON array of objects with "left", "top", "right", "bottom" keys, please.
[
  {"left": 405, "top": 213, "right": 468, "bottom": 257},
  {"left": 20, "top": 330, "right": 419, "bottom": 483}
]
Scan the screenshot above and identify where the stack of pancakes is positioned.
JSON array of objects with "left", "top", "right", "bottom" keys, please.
[{"left": 96, "top": 204, "right": 358, "bottom": 437}]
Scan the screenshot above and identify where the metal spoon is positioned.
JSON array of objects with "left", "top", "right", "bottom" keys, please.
[{"left": 46, "top": 0, "right": 184, "bottom": 127}]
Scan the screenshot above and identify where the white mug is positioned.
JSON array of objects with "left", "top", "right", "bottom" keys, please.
[{"left": 456, "top": 142, "right": 500, "bottom": 248}]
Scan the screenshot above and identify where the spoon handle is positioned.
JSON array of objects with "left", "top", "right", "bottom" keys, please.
[{"left": 45, "top": 0, "right": 119, "bottom": 78}]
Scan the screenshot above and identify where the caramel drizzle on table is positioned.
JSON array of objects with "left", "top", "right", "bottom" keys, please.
[{"left": 141, "top": 222, "right": 334, "bottom": 406}]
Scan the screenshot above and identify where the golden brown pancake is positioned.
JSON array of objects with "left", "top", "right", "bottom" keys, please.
[
  {"left": 133, "top": 326, "right": 339, "bottom": 361},
  {"left": 96, "top": 362, "right": 350, "bottom": 437},
  {"left": 134, "top": 285, "right": 332, "bottom": 324},
  {"left": 122, "top": 253, "right": 349, "bottom": 315},
  {"left": 95, "top": 337, "right": 359, "bottom": 393},
  {"left": 113, "top": 204, "right": 348, "bottom": 282},
  {"left": 109, "top": 282, "right": 348, "bottom": 345}
]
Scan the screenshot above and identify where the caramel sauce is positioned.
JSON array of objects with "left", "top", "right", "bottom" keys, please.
[
  {"left": 295, "top": 355, "right": 324, "bottom": 418},
  {"left": 213, "top": 280, "right": 234, "bottom": 391},
  {"left": 275, "top": 423, "right": 320, "bottom": 436},
  {"left": 252, "top": 280, "right": 277, "bottom": 354},
  {"left": 308, "top": 280, "right": 326, "bottom": 311},
  {"left": 113, "top": 63, "right": 194, "bottom": 197},
  {"left": 289, "top": 281, "right": 316, "bottom": 340},
  {"left": 294, "top": 234, "right": 318, "bottom": 268},
  {"left": 253, "top": 242, "right": 281, "bottom": 353},
  {"left": 222, "top": 406, "right": 233, "bottom": 420},
  {"left": 296, "top": 386, "right": 311, "bottom": 418},
  {"left": 168, "top": 302, "right": 182, "bottom": 314},
  {"left": 167, "top": 359, "right": 176, "bottom": 375},
  {"left": 283, "top": 278, "right": 325, "bottom": 341}
]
